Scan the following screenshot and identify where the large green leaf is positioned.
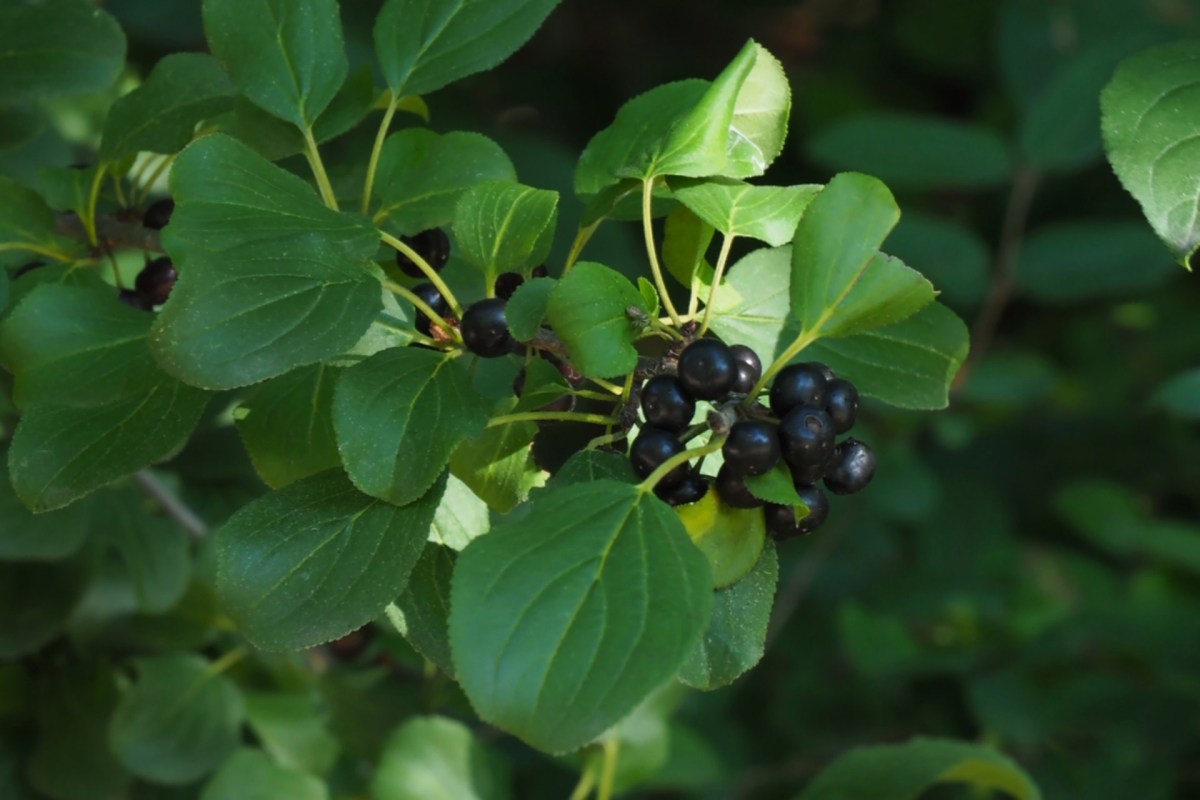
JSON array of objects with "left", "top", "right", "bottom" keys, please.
[
  {"left": 662, "top": 204, "right": 715, "bottom": 290},
  {"left": 333, "top": 348, "right": 492, "bottom": 506},
  {"left": 236, "top": 364, "right": 342, "bottom": 488},
  {"left": 93, "top": 489, "right": 191, "bottom": 614},
  {"left": 0, "top": 0, "right": 126, "bottom": 102},
  {"left": 795, "top": 737, "right": 1041, "bottom": 800},
  {"left": 430, "top": 475, "right": 490, "bottom": 550},
  {"left": 243, "top": 692, "right": 339, "bottom": 777},
  {"left": 109, "top": 654, "right": 242, "bottom": 785},
  {"left": 673, "top": 180, "right": 820, "bottom": 247},
  {"left": 450, "top": 481, "right": 713, "bottom": 753},
  {"left": 807, "top": 113, "right": 1012, "bottom": 189},
  {"left": 452, "top": 181, "right": 559, "bottom": 286},
  {"left": 217, "top": 470, "right": 444, "bottom": 650},
  {"left": 884, "top": 212, "right": 989, "bottom": 308},
  {"left": 201, "top": 749, "right": 328, "bottom": 800},
  {"left": 372, "top": 716, "right": 510, "bottom": 800},
  {"left": 394, "top": 545, "right": 457, "bottom": 677},
  {"left": 373, "top": 130, "right": 516, "bottom": 233},
  {"left": 373, "top": 0, "right": 563, "bottom": 98},
  {"left": 0, "top": 176, "right": 62, "bottom": 254},
  {"left": 449, "top": 412, "right": 544, "bottom": 513},
  {"left": 1102, "top": 40, "right": 1200, "bottom": 267},
  {"left": 203, "top": 0, "right": 347, "bottom": 128},
  {"left": 152, "top": 135, "right": 381, "bottom": 389},
  {"left": 101, "top": 54, "right": 236, "bottom": 161},
  {"left": 0, "top": 559, "right": 86, "bottom": 658},
  {"left": 0, "top": 457, "right": 90, "bottom": 560},
  {"left": 503, "top": 277, "right": 555, "bottom": 341},
  {"left": 545, "top": 262, "right": 648, "bottom": 379}
]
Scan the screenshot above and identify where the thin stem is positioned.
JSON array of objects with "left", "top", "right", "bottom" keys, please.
[
  {"left": 382, "top": 279, "right": 458, "bottom": 338},
  {"left": 111, "top": 170, "right": 127, "bottom": 208},
  {"left": 205, "top": 646, "right": 248, "bottom": 679},
  {"left": 0, "top": 242, "right": 77, "bottom": 262},
  {"left": 699, "top": 232, "right": 735, "bottom": 336},
  {"left": 687, "top": 271, "right": 703, "bottom": 317},
  {"left": 638, "top": 437, "right": 725, "bottom": 494},
  {"left": 487, "top": 411, "right": 620, "bottom": 428},
  {"left": 361, "top": 97, "right": 400, "bottom": 214},
  {"left": 585, "top": 430, "right": 628, "bottom": 451},
  {"left": 380, "top": 232, "right": 462, "bottom": 316},
  {"left": 597, "top": 739, "right": 620, "bottom": 800},
  {"left": 567, "top": 761, "right": 598, "bottom": 800},
  {"left": 303, "top": 126, "right": 339, "bottom": 210},
  {"left": 648, "top": 316, "right": 685, "bottom": 341},
  {"left": 372, "top": 317, "right": 442, "bottom": 349},
  {"left": 83, "top": 166, "right": 106, "bottom": 245},
  {"left": 137, "top": 153, "right": 175, "bottom": 206},
  {"left": 133, "top": 470, "right": 208, "bottom": 540},
  {"left": 641, "top": 178, "right": 682, "bottom": 326},
  {"left": 383, "top": 602, "right": 405, "bottom": 635},
  {"left": 564, "top": 219, "right": 601, "bottom": 275},
  {"left": 590, "top": 376, "right": 625, "bottom": 395},
  {"left": 573, "top": 389, "right": 621, "bottom": 403}
]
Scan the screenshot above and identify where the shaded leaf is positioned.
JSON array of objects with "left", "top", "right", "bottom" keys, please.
[
  {"left": 243, "top": 692, "right": 340, "bottom": 777},
  {"left": 236, "top": 364, "right": 342, "bottom": 488},
  {"left": 546, "top": 262, "right": 647, "bottom": 379},
  {"left": 372, "top": 716, "right": 510, "bottom": 800},
  {"left": 453, "top": 181, "right": 559, "bottom": 287},
  {"left": 449, "top": 412, "right": 544, "bottom": 514},
  {"left": 504, "top": 277, "right": 555, "bottom": 341},
  {"left": 201, "top": 748, "right": 327, "bottom": 800},
  {"left": 0, "top": 558, "right": 86, "bottom": 658},
  {"left": 394, "top": 545, "right": 457, "bottom": 677},
  {"left": 0, "top": 0, "right": 125, "bottom": 102}
]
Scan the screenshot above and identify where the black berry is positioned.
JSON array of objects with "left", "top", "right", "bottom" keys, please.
[
  {"left": 677, "top": 339, "right": 737, "bottom": 401},
  {"left": 396, "top": 228, "right": 451, "bottom": 278},
  {"left": 777, "top": 406, "right": 836, "bottom": 470},
  {"left": 824, "top": 438, "right": 876, "bottom": 495},
  {"left": 461, "top": 298, "right": 513, "bottom": 358},
  {"left": 640, "top": 375, "right": 695, "bottom": 434},
  {"left": 714, "top": 464, "right": 764, "bottom": 509},
  {"left": 769, "top": 363, "right": 829, "bottom": 417},
  {"left": 629, "top": 428, "right": 688, "bottom": 488},
  {"left": 412, "top": 282, "right": 449, "bottom": 336},
  {"left": 764, "top": 484, "right": 829, "bottom": 540},
  {"left": 134, "top": 256, "right": 178, "bottom": 305},
  {"left": 729, "top": 344, "right": 761, "bottom": 375},
  {"left": 655, "top": 470, "right": 709, "bottom": 506},
  {"left": 531, "top": 264, "right": 550, "bottom": 279},
  {"left": 722, "top": 420, "right": 781, "bottom": 476},
  {"left": 825, "top": 379, "right": 859, "bottom": 434},
  {"left": 731, "top": 361, "right": 758, "bottom": 394},
  {"left": 142, "top": 198, "right": 175, "bottom": 230},
  {"left": 495, "top": 272, "right": 524, "bottom": 300},
  {"left": 117, "top": 288, "right": 153, "bottom": 311}
]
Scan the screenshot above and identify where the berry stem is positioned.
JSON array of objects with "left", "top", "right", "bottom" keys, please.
[
  {"left": 372, "top": 317, "right": 442, "bottom": 348},
  {"left": 110, "top": 169, "right": 127, "bottom": 208},
  {"left": 380, "top": 231, "right": 463, "bottom": 316},
  {"left": 133, "top": 469, "right": 208, "bottom": 539},
  {"left": 585, "top": 430, "right": 628, "bottom": 450},
  {"left": 589, "top": 376, "right": 625, "bottom": 395},
  {"left": 566, "top": 761, "right": 598, "bottom": 800},
  {"left": 563, "top": 219, "right": 602, "bottom": 275},
  {"left": 302, "top": 125, "right": 340, "bottom": 210},
  {"left": 83, "top": 165, "right": 106, "bottom": 246},
  {"left": 597, "top": 738, "right": 620, "bottom": 800},
  {"left": 486, "top": 411, "right": 620, "bottom": 428},
  {"left": 641, "top": 177, "right": 683, "bottom": 327},
  {"left": 361, "top": 95, "right": 401, "bottom": 214},
  {"left": 135, "top": 152, "right": 176, "bottom": 206},
  {"left": 0, "top": 242, "right": 77, "bottom": 263},
  {"left": 637, "top": 436, "right": 725, "bottom": 495},
  {"left": 204, "top": 646, "right": 248, "bottom": 679},
  {"left": 382, "top": 279, "right": 461, "bottom": 341},
  {"left": 699, "top": 231, "right": 736, "bottom": 336}
]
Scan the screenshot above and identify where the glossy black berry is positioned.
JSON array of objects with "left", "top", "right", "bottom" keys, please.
[
  {"left": 731, "top": 361, "right": 758, "bottom": 394},
  {"left": 495, "top": 272, "right": 524, "bottom": 300},
  {"left": 395, "top": 228, "right": 451, "bottom": 278},
  {"left": 764, "top": 484, "right": 829, "bottom": 540},
  {"left": 531, "top": 264, "right": 550, "bottom": 279},
  {"left": 714, "top": 464, "right": 763, "bottom": 509},
  {"left": 677, "top": 339, "right": 737, "bottom": 401},
  {"left": 787, "top": 458, "right": 830, "bottom": 488},
  {"left": 770, "top": 363, "right": 829, "bottom": 417},
  {"left": 825, "top": 379, "right": 859, "bottom": 434},
  {"left": 729, "top": 344, "right": 761, "bottom": 374},
  {"left": 412, "top": 282, "right": 449, "bottom": 336},
  {"left": 722, "top": 420, "right": 781, "bottom": 476},
  {"left": 142, "top": 198, "right": 174, "bottom": 230},
  {"left": 778, "top": 406, "right": 836, "bottom": 470},
  {"left": 640, "top": 375, "right": 695, "bottom": 434},
  {"left": 655, "top": 470, "right": 709, "bottom": 506},
  {"left": 134, "top": 256, "right": 178, "bottom": 306},
  {"left": 824, "top": 438, "right": 876, "bottom": 495},
  {"left": 461, "top": 298, "right": 513, "bottom": 358},
  {"left": 629, "top": 428, "right": 688, "bottom": 488},
  {"left": 117, "top": 288, "right": 153, "bottom": 311}
]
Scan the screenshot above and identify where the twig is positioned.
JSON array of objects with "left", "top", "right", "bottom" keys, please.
[
  {"left": 55, "top": 213, "right": 163, "bottom": 253},
  {"left": 133, "top": 470, "right": 208, "bottom": 540}
]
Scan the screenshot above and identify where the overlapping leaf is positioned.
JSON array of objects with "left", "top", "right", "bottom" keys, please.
[
  {"left": 452, "top": 181, "right": 559, "bottom": 287},
  {"left": 673, "top": 179, "right": 820, "bottom": 246},
  {"left": 236, "top": 364, "right": 342, "bottom": 488},
  {"left": 0, "top": 0, "right": 126, "bottom": 102},
  {"left": 546, "top": 262, "right": 648, "bottom": 379}
]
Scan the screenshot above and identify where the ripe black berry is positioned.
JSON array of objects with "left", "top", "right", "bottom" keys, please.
[
  {"left": 677, "top": 339, "right": 737, "bottom": 401},
  {"left": 630, "top": 428, "right": 688, "bottom": 488},
  {"left": 731, "top": 361, "right": 759, "bottom": 394},
  {"left": 729, "top": 344, "right": 761, "bottom": 375},
  {"left": 778, "top": 406, "right": 835, "bottom": 470},
  {"left": 714, "top": 464, "right": 763, "bottom": 509},
  {"left": 640, "top": 375, "right": 695, "bottom": 434},
  {"left": 134, "top": 256, "right": 178, "bottom": 306},
  {"left": 655, "top": 470, "right": 709, "bottom": 506},
  {"left": 411, "top": 282, "right": 449, "bottom": 336},
  {"left": 396, "top": 228, "right": 451, "bottom": 278},
  {"left": 824, "top": 438, "right": 876, "bottom": 495},
  {"left": 117, "top": 288, "right": 153, "bottom": 311},
  {"left": 825, "top": 379, "right": 859, "bottom": 434},
  {"left": 722, "top": 420, "right": 781, "bottom": 476},
  {"left": 461, "top": 298, "right": 513, "bottom": 358},
  {"left": 764, "top": 484, "right": 829, "bottom": 540},
  {"left": 531, "top": 264, "right": 550, "bottom": 279},
  {"left": 142, "top": 198, "right": 174, "bottom": 230},
  {"left": 769, "top": 363, "right": 829, "bottom": 417},
  {"left": 495, "top": 272, "right": 524, "bottom": 300}
]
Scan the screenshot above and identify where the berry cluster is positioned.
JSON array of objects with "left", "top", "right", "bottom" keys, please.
[
  {"left": 118, "top": 256, "right": 178, "bottom": 311},
  {"left": 630, "top": 337, "right": 875, "bottom": 541}
]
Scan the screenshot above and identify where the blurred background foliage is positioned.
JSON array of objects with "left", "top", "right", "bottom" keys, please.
[{"left": 3, "top": 0, "right": 1200, "bottom": 798}]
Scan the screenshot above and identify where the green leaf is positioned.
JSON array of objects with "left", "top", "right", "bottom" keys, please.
[
  {"left": 1153, "top": 368, "right": 1200, "bottom": 420},
  {"left": 93, "top": 489, "right": 191, "bottom": 614},
  {"left": 744, "top": 462, "right": 806, "bottom": 506},
  {"left": 546, "top": 262, "right": 647, "bottom": 379},
  {"left": 108, "top": 654, "right": 244, "bottom": 785},
  {"left": 243, "top": 692, "right": 340, "bottom": 777},
  {"left": 201, "top": 749, "right": 327, "bottom": 800},
  {"left": 679, "top": 541, "right": 778, "bottom": 690},
  {"left": 549, "top": 450, "right": 638, "bottom": 488},
  {"left": 791, "top": 173, "right": 933, "bottom": 338},
  {"left": 504, "top": 277, "right": 555, "bottom": 341},
  {"left": 235, "top": 364, "right": 342, "bottom": 488},
  {"left": 100, "top": 54, "right": 235, "bottom": 161},
  {"left": 673, "top": 180, "right": 820, "bottom": 246},
  {"left": 152, "top": 134, "right": 381, "bottom": 389},
  {"left": 0, "top": 456, "right": 90, "bottom": 560},
  {"left": 1102, "top": 40, "right": 1200, "bottom": 267},
  {"left": 0, "top": 0, "right": 126, "bottom": 102},
  {"left": 450, "top": 481, "right": 713, "bottom": 753},
  {"left": 373, "top": 0, "right": 563, "bottom": 98},
  {"left": 674, "top": 488, "right": 766, "bottom": 588},
  {"left": 430, "top": 475, "right": 490, "bottom": 550},
  {"left": 637, "top": 277, "right": 660, "bottom": 317},
  {"left": 884, "top": 212, "right": 989, "bottom": 308},
  {"left": 795, "top": 737, "right": 1041, "bottom": 800},
  {"left": 374, "top": 130, "right": 516, "bottom": 234},
  {"left": 806, "top": 113, "right": 1013, "bottom": 189},
  {"left": 371, "top": 716, "right": 510, "bottom": 800},
  {"left": 333, "top": 348, "right": 491, "bottom": 506},
  {"left": 1014, "top": 221, "right": 1178, "bottom": 302},
  {"left": 202, "top": 0, "right": 347, "bottom": 128},
  {"left": 0, "top": 559, "right": 86, "bottom": 658},
  {"left": 662, "top": 204, "right": 715, "bottom": 290},
  {"left": 0, "top": 176, "right": 61, "bottom": 254},
  {"left": 453, "top": 181, "right": 559, "bottom": 287},
  {"left": 449, "top": 414, "right": 544, "bottom": 514},
  {"left": 394, "top": 545, "right": 457, "bottom": 677},
  {"left": 217, "top": 470, "right": 445, "bottom": 650}
]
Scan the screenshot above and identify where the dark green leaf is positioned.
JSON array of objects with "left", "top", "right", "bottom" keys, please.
[
  {"left": 0, "top": 176, "right": 61, "bottom": 254},
  {"left": 201, "top": 749, "right": 327, "bottom": 800},
  {"left": 109, "top": 654, "right": 244, "bottom": 785},
  {"left": 152, "top": 135, "right": 381, "bottom": 389},
  {"left": 242, "top": 692, "right": 340, "bottom": 777},
  {"left": 333, "top": 348, "right": 491, "bottom": 506},
  {"left": 550, "top": 450, "right": 638, "bottom": 488},
  {"left": 744, "top": 462, "right": 806, "bottom": 506},
  {"left": 93, "top": 489, "right": 191, "bottom": 614},
  {"left": 0, "top": 0, "right": 126, "bottom": 102},
  {"left": 101, "top": 54, "right": 235, "bottom": 161},
  {"left": 0, "top": 456, "right": 90, "bottom": 560},
  {"left": 235, "top": 365, "right": 342, "bottom": 488},
  {"left": 546, "top": 262, "right": 647, "bottom": 379},
  {"left": 394, "top": 545, "right": 457, "bottom": 677},
  {"left": 0, "top": 558, "right": 86, "bottom": 658},
  {"left": 504, "top": 277, "right": 555, "bottom": 341},
  {"left": 1153, "top": 368, "right": 1200, "bottom": 420},
  {"left": 662, "top": 204, "right": 715, "bottom": 290},
  {"left": 673, "top": 180, "right": 820, "bottom": 246},
  {"left": 203, "top": 0, "right": 347, "bottom": 128},
  {"left": 449, "top": 413, "right": 543, "bottom": 513},
  {"left": 217, "top": 470, "right": 445, "bottom": 650},
  {"left": 452, "top": 181, "right": 558, "bottom": 287},
  {"left": 373, "top": 0, "right": 563, "bottom": 98},
  {"left": 371, "top": 716, "right": 510, "bottom": 800},
  {"left": 795, "top": 737, "right": 1041, "bottom": 800},
  {"left": 450, "top": 481, "right": 712, "bottom": 753}
]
